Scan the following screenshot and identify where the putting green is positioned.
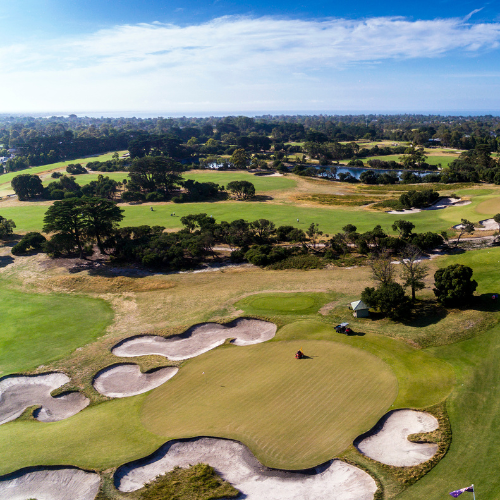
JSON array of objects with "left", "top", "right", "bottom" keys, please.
[
  {"left": 141, "top": 340, "right": 398, "bottom": 469},
  {"left": 236, "top": 292, "right": 332, "bottom": 316},
  {"left": 475, "top": 197, "right": 500, "bottom": 215}
]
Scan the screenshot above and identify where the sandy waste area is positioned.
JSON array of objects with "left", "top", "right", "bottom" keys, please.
[{"left": 0, "top": 373, "right": 89, "bottom": 425}]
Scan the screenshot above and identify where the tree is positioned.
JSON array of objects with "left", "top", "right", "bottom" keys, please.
[
  {"left": 128, "top": 156, "right": 183, "bottom": 195},
  {"left": 226, "top": 181, "right": 255, "bottom": 200},
  {"left": 493, "top": 213, "right": 500, "bottom": 232},
  {"left": 230, "top": 148, "right": 249, "bottom": 169},
  {"left": 455, "top": 219, "right": 475, "bottom": 245},
  {"left": 399, "top": 145, "right": 427, "bottom": 169},
  {"left": 80, "top": 197, "right": 124, "bottom": 254},
  {"left": 0, "top": 215, "right": 15, "bottom": 238},
  {"left": 392, "top": 219, "right": 415, "bottom": 239},
  {"left": 433, "top": 264, "right": 478, "bottom": 306},
  {"left": 369, "top": 252, "right": 395, "bottom": 285},
  {"left": 399, "top": 245, "right": 428, "bottom": 301},
  {"left": 43, "top": 198, "right": 87, "bottom": 258},
  {"left": 306, "top": 223, "right": 323, "bottom": 249},
  {"left": 11, "top": 174, "right": 43, "bottom": 200},
  {"left": 361, "top": 282, "right": 411, "bottom": 320}
]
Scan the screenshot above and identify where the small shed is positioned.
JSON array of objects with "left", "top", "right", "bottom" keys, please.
[{"left": 350, "top": 300, "right": 369, "bottom": 318}]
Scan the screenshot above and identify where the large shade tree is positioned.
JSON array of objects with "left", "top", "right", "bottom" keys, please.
[
  {"left": 433, "top": 264, "right": 478, "bottom": 306},
  {"left": 127, "top": 156, "right": 183, "bottom": 195}
]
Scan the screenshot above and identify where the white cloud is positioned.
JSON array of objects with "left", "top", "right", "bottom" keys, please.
[{"left": 1, "top": 15, "right": 500, "bottom": 112}]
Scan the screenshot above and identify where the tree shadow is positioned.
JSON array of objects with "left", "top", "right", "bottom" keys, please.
[
  {"left": 248, "top": 195, "right": 273, "bottom": 202},
  {"left": 0, "top": 255, "right": 14, "bottom": 268},
  {"left": 467, "top": 293, "right": 500, "bottom": 313},
  {"left": 403, "top": 300, "right": 448, "bottom": 328}
]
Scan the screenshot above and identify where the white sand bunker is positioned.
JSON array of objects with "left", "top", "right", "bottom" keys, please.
[
  {"left": 93, "top": 364, "right": 179, "bottom": 398},
  {"left": 115, "top": 437, "right": 377, "bottom": 500},
  {"left": 355, "top": 410, "right": 439, "bottom": 466},
  {"left": 387, "top": 197, "right": 471, "bottom": 215},
  {"left": 0, "top": 373, "right": 89, "bottom": 425},
  {"left": 112, "top": 318, "right": 277, "bottom": 361},
  {"left": 0, "top": 467, "right": 100, "bottom": 500},
  {"left": 453, "top": 219, "right": 498, "bottom": 231}
]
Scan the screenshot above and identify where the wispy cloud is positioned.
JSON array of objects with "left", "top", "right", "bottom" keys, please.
[{"left": 1, "top": 15, "right": 500, "bottom": 112}]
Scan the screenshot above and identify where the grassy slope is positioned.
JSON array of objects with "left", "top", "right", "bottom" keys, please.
[
  {"left": 0, "top": 285, "right": 113, "bottom": 376},
  {"left": 398, "top": 247, "right": 500, "bottom": 499}
]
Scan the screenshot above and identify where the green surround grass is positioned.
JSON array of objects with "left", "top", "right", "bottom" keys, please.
[
  {"left": 0, "top": 319, "right": 453, "bottom": 475},
  {"left": 141, "top": 340, "right": 398, "bottom": 469},
  {"left": 0, "top": 286, "right": 113, "bottom": 375},
  {"left": 236, "top": 292, "right": 333, "bottom": 316}
]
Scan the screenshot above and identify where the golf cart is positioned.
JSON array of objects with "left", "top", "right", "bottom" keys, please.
[{"left": 334, "top": 322, "right": 353, "bottom": 335}]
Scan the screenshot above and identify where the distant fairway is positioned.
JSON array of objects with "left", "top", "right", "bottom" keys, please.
[
  {"left": 0, "top": 286, "right": 113, "bottom": 375},
  {"left": 141, "top": 340, "right": 398, "bottom": 469}
]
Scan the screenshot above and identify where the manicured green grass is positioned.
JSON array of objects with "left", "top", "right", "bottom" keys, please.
[
  {"left": 236, "top": 292, "right": 333, "bottom": 316},
  {"left": 0, "top": 151, "right": 126, "bottom": 194},
  {"left": 183, "top": 171, "right": 297, "bottom": 192},
  {"left": 42, "top": 172, "right": 129, "bottom": 188},
  {"left": 141, "top": 339, "right": 398, "bottom": 469},
  {"left": 0, "top": 396, "right": 164, "bottom": 475},
  {"left": 362, "top": 155, "right": 457, "bottom": 168},
  {"left": 0, "top": 285, "right": 113, "bottom": 375}
]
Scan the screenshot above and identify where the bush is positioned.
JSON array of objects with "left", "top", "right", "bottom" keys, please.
[
  {"left": 51, "top": 172, "right": 62, "bottom": 178},
  {"left": 433, "top": 264, "right": 478, "bottom": 306},
  {"left": 268, "top": 254, "right": 324, "bottom": 270},
  {"left": 0, "top": 215, "right": 16, "bottom": 238},
  {"left": 399, "top": 189, "right": 439, "bottom": 209},
  {"left": 361, "top": 282, "right": 411, "bottom": 320},
  {"left": 11, "top": 232, "right": 47, "bottom": 255},
  {"left": 145, "top": 191, "right": 166, "bottom": 202},
  {"left": 122, "top": 191, "right": 145, "bottom": 202},
  {"left": 66, "top": 163, "right": 87, "bottom": 175},
  {"left": 49, "top": 189, "right": 65, "bottom": 200}
]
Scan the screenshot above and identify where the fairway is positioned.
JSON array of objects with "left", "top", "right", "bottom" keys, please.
[
  {"left": 0, "top": 286, "right": 113, "bottom": 375},
  {"left": 236, "top": 292, "right": 333, "bottom": 316},
  {"left": 141, "top": 340, "right": 398, "bottom": 469},
  {"left": 183, "top": 171, "right": 297, "bottom": 191}
]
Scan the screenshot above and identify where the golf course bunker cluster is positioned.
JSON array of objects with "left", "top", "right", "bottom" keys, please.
[
  {"left": 0, "top": 467, "right": 100, "bottom": 500},
  {"left": 93, "top": 364, "right": 179, "bottom": 398},
  {"left": 112, "top": 318, "right": 277, "bottom": 360},
  {"left": 115, "top": 437, "right": 378, "bottom": 500},
  {"left": 0, "top": 373, "right": 89, "bottom": 425}
]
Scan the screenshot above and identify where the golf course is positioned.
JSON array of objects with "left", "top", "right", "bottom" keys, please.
[{"left": 2, "top": 156, "right": 500, "bottom": 499}]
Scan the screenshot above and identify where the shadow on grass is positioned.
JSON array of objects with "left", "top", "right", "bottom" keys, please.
[
  {"left": 403, "top": 300, "right": 448, "bottom": 328},
  {"left": 0, "top": 255, "right": 14, "bottom": 267}
]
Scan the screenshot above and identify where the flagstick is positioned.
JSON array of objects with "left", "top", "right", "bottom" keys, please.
[{"left": 472, "top": 484, "right": 475, "bottom": 500}]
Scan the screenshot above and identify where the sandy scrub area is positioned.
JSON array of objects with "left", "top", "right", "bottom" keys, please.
[
  {"left": 387, "top": 197, "right": 471, "bottom": 214},
  {"left": 0, "top": 468, "right": 100, "bottom": 500},
  {"left": 115, "top": 437, "right": 377, "bottom": 500},
  {"left": 454, "top": 218, "right": 498, "bottom": 231},
  {"left": 93, "top": 364, "right": 179, "bottom": 398},
  {"left": 0, "top": 373, "right": 89, "bottom": 425},
  {"left": 112, "top": 318, "right": 277, "bottom": 361},
  {"left": 355, "top": 410, "right": 439, "bottom": 466}
]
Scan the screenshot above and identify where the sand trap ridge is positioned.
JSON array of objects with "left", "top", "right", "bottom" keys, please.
[
  {"left": 93, "top": 364, "right": 179, "bottom": 398},
  {"left": 355, "top": 410, "right": 439, "bottom": 466},
  {"left": 115, "top": 437, "right": 377, "bottom": 500},
  {"left": 387, "top": 197, "right": 471, "bottom": 214},
  {"left": 0, "top": 467, "right": 100, "bottom": 500},
  {"left": 454, "top": 218, "right": 498, "bottom": 231},
  {"left": 0, "top": 373, "right": 89, "bottom": 425},
  {"left": 112, "top": 318, "right": 277, "bottom": 361}
]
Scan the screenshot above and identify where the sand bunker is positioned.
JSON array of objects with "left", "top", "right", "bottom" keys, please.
[
  {"left": 387, "top": 197, "right": 471, "bottom": 215},
  {"left": 93, "top": 364, "right": 179, "bottom": 398},
  {"left": 112, "top": 318, "right": 277, "bottom": 361},
  {"left": 355, "top": 410, "right": 439, "bottom": 466},
  {"left": 115, "top": 437, "right": 377, "bottom": 500},
  {"left": 0, "top": 467, "right": 100, "bottom": 500},
  {"left": 453, "top": 218, "right": 498, "bottom": 231},
  {"left": 0, "top": 373, "right": 89, "bottom": 425}
]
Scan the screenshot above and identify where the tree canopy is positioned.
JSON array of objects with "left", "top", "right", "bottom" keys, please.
[{"left": 433, "top": 264, "right": 478, "bottom": 306}]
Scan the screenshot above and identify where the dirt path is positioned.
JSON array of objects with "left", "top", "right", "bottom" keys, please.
[{"left": 115, "top": 437, "right": 377, "bottom": 500}]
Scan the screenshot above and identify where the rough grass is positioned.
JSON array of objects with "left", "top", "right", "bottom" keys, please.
[
  {"left": 0, "top": 283, "right": 113, "bottom": 376},
  {"left": 141, "top": 340, "right": 399, "bottom": 469},
  {"left": 294, "top": 193, "right": 380, "bottom": 206}
]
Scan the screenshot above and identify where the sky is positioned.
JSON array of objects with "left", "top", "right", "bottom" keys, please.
[{"left": 1, "top": 0, "right": 500, "bottom": 115}]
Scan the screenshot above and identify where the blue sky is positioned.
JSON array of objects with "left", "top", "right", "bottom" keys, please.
[{"left": 1, "top": 0, "right": 500, "bottom": 114}]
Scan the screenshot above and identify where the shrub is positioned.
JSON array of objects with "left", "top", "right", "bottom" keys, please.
[
  {"left": 12, "top": 232, "right": 47, "bottom": 255},
  {"left": 51, "top": 171, "right": 62, "bottom": 178},
  {"left": 433, "top": 264, "right": 478, "bottom": 306},
  {"left": 66, "top": 163, "right": 87, "bottom": 175},
  {"left": 361, "top": 282, "right": 411, "bottom": 320},
  {"left": 145, "top": 191, "right": 166, "bottom": 202}
]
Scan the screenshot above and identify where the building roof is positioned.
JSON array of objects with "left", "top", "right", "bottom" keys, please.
[{"left": 351, "top": 300, "right": 368, "bottom": 311}]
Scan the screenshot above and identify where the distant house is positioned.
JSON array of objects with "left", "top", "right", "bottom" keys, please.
[{"left": 350, "top": 300, "right": 369, "bottom": 318}]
